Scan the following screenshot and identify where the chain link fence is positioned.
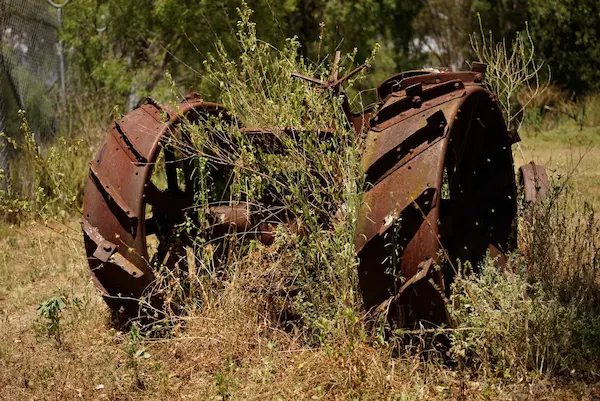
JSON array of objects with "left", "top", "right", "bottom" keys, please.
[{"left": 0, "top": 0, "right": 62, "bottom": 181}]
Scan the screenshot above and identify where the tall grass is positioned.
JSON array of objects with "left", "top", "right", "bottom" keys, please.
[
  {"left": 450, "top": 179, "right": 600, "bottom": 380},
  {"left": 0, "top": 114, "right": 84, "bottom": 221},
  {"left": 0, "top": 92, "right": 111, "bottom": 222},
  {"left": 144, "top": 5, "right": 371, "bottom": 345}
]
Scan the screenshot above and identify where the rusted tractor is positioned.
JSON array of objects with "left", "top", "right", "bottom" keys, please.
[{"left": 82, "top": 63, "right": 547, "bottom": 327}]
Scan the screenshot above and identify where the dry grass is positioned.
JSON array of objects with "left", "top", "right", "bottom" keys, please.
[
  {"left": 0, "top": 220, "right": 598, "bottom": 400},
  {"left": 518, "top": 124, "right": 600, "bottom": 209},
  {"left": 0, "top": 108, "right": 594, "bottom": 398}
]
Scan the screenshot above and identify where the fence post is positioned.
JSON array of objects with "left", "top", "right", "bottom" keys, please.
[
  {"left": 46, "top": 0, "right": 69, "bottom": 107},
  {"left": 0, "top": 94, "right": 8, "bottom": 189}
]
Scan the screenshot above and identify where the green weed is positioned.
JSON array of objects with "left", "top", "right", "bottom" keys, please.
[
  {"left": 0, "top": 110, "right": 92, "bottom": 221},
  {"left": 123, "top": 324, "right": 151, "bottom": 389},
  {"left": 145, "top": 4, "right": 371, "bottom": 346},
  {"left": 36, "top": 296, "right": 67, "bottom": 346},
  {"left": 450, "top": 179, "right": 600, "bottom": 380}
]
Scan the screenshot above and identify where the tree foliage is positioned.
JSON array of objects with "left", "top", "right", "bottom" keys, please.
[
  {"left": 43, "top": 0, "right": 600, "bottom": 109},
  {"left": 61, "top": 0, "right": 424, "bottom": 107},
  {"left": 526, "top": 0, "right": 600, "bottom": 93}
]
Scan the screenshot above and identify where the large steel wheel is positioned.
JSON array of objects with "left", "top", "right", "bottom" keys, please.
[
  {"left": 355, "top": 67, "right": 517, "bottom": 328},
  {"left": 82, "top": 98, "right": 229, "bottom": 315}
]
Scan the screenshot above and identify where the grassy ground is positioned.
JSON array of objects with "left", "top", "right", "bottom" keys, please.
[
  {"left": 520, "top": 120, "right": 600, "bottom": 208},
  {"left": 4, "top": 5, "right": 600, "bottom": 397},
  {"left": 0, "top": 223, "right": 597, "bottom": 400},
  {"left": 1, "top": 117, "right": 600, "bottom": 399}
]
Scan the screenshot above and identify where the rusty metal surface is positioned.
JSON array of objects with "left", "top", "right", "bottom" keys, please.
[
  {"left": 82, "top": 63, "right": 521, "bottom": 327},
  {"left": 82, "top": 98, "right": 227, "bottom": 312},
  {"left": 356, "top": 65, "right": 518, "bottom": 326},
  {"left": 519, "top": 162, "right": 550, "bottom": 203}
]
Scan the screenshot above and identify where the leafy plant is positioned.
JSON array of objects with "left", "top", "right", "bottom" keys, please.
[
  {"left": 450, "top": 178, "right": 600, "bottom": 379},
  {"left": 215, "top": 369, "right": 236, "bottom": 400},
  {"left": 0, "top": 110, "right": 92, "bottom": 221},
  {"left": 143, "top": 4, "right": 372, "bottom": 345},
  {"left": 123, "top": 324, "right": 151, "bottom": 389},
  {"left": 37, "top": 296, "right": 67, "bottom": 345}
]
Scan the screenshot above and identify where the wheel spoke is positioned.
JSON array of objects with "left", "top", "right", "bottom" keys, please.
[
  {"left": 150, "top": 231, "right": 190, "bottom": 271},
  {"left": 146, "top": 129, "right": 199, "bottom": 275},
  {"left": 145, "top": 217, "right": 158, "bottom": 236}
]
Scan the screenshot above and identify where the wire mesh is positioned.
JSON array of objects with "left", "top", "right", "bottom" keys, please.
[{"left": 0, "top": 0, "right": 61, "bottom": 138}]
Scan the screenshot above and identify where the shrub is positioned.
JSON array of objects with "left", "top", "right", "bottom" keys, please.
[
  {"left": 36, "top": 296, "right": 67, "bottom": 346},
  {"left": 142, "top": 5, "right": 373, "bottom": 346},
  {"left": 0, "top": 103, "right": 103, "bottom": 222},
  {"left": 450, "top": 180, "right": 600, "bottom": 379},
  {"left": 470, "top": 15, "right": 550, "bottom": 132}
]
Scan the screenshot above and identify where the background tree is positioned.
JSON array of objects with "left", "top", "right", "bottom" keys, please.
[
  {"left": 61, "top": 0, "right": 425, "bottom": 108},
  {"left": 412, "top": 0, "right": 475, "bottom": 70},
  {"left": 526, "top": 0, "right": 600, "bottom": 94}
]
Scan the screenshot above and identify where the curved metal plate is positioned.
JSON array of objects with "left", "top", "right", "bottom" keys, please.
[{"left": 82, "top": 99, "right": 226, "bottom": 307}]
